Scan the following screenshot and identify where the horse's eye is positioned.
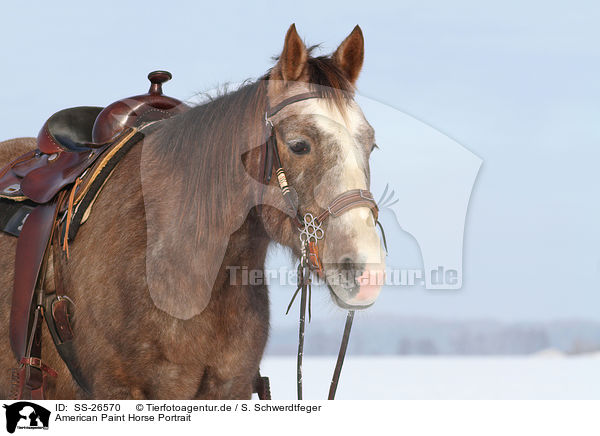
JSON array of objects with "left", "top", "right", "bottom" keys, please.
[{"left": 288, "top": 140, "right": 311, "bottom": 155}]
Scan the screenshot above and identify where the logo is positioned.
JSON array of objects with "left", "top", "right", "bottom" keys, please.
[{"left": 3, "top": 402, "right": 50, "bottom": 433}]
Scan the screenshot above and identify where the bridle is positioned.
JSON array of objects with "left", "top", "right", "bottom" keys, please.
[
  {"left": 262, "top": 91, "right": 382, "bottom": 399},
  {"left": 263, "top": 91, "right": 379, "bottom": 274}
]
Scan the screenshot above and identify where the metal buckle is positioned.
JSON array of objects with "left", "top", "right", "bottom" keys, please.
[
  {"left": 26, "top": 357, "right": 42, "bottom": 369},
  {"left": 265, "top": 112, "right": 273, "bottom": 127},
  {"left": 56, "top": 295, "right": 74, "bottom": 305}
]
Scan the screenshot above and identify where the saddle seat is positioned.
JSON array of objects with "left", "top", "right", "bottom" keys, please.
[
  {"left": 38, "top": 70, "right": 187, "bottom": 155},
  {"left": 0, "top": 70, "right": 271, "bottom": 401},
  {"left": 1, "top": 71, "right": 188, "bottom": 205},
  {"left": 38, "top": 106, "right": 104, "bottom": 154},
  {"left": 0, "top": 70, "right": 190, "bottom": 400}
]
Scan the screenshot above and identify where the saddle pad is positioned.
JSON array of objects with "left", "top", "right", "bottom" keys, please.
[{"left": 0, "top": 198, "right": 35, "bottom": 237}]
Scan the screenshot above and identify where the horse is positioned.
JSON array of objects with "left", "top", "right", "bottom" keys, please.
[{"left": 0, "top": 24, "right": 385, "bottom": 399}]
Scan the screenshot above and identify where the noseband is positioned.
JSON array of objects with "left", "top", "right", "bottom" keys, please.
[{"left": 262, "top": 91, "right": 381, "bottom": 400}]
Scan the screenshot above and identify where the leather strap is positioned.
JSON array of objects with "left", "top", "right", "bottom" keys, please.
[
  {"left": 10, "top": 197, "right": 62, "bottom": 359},
  {"left": 51, "top": 298, "right": 74, "bottom": 343},
  {"left": 328, "top": 310, "right": 354, "bottom": 400},
  {"left": 0, "top": 150, "right": 37, "bottom": 181},
  {"left": 253, "top": 371, "right": 271, "bottom": 400},
  {"left": 43, "top": 230, "right": 93, "bottom": 395},
  {"left": 19, "top": 307, "right": 44, "bottom": 396},
  {"left": 316, "top": 189, "right": 378, "bottom": 223},
  {"left": 43, "top": 294, "right": 92, "bottom": 395},
  {"left": 266, "top": 127, "right": 304, "bottom": 226},
  {"left": 262, "top": 91, "right": 321, "bottom": 187},
  {"left": 20, "top": 357, "right": 58, "bottom": 378},
  {"left": 266, "top": 92, "right": 322, "bottom": 118},
  {"left": 10, "top": 192, "right": 65, "bottom": 400},
  {"left": 263, "top": 92, "right": 379, "bottom": 402}
]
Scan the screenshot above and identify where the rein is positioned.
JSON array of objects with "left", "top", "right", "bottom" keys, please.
[{"left": 263, "top": 91, "right": 380, "bottom": 400}]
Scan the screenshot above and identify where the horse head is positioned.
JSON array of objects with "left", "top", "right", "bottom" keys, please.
[
  {"left": 140, "top": 25, "right": 385, "bottom": 318},
  {"left": 259, "top": 25, "right": 386, "bottom": 309}
]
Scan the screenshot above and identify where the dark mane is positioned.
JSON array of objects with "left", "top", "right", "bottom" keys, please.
[{"left": 149, "top": 55, "right": 354, "bottom": 230}]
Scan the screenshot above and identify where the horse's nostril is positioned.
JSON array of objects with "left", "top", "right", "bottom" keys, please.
[
  {"left": 337, "top": 256, "right": 365, "bottom": 288},
  {"left": 339, "top": 257, "right": 354, "bottom": 271}
]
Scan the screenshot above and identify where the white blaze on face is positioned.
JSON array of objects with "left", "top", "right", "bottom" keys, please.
[{"left": 301, "top": 98, "right": 386, "bottom": 306}]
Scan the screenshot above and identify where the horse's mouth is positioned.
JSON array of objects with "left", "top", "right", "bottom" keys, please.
[{"left": 327, "top": 284, "right": 375, "bottom": 310}]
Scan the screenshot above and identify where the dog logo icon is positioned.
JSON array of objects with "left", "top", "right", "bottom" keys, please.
[{"left": 3, "top": 402, "right": 50, "bottom": 433}]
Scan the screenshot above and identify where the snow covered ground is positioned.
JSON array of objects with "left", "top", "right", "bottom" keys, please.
[{"left": 259, "top": 355, "right": 600, "bottom": 400}]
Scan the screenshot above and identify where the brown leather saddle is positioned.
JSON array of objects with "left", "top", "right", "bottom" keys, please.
[
  {"left": 0, "top": 71, "right": 189, "bottom": 399},
  {"left": 0, "top": 71, "right": 272, "bottom": 401}
]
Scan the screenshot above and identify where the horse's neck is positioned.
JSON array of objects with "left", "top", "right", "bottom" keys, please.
[
  {"left": 219, "top": 211, "right": 271, "bottom": 283},
  {"left": 138, "top": 119, "right": 275, "bottom": 319}
]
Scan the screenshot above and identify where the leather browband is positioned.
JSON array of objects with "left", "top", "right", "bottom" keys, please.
[{"left": 267, "top": 92, "right": 322, "bottom": 118}]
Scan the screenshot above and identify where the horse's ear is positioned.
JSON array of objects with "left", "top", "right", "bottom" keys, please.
[
  {"left": 272, "top": 24, "right": 308, "bottom": 82},
  {"left": 333, "top": 25, "right": 365, "bottom": 85}
]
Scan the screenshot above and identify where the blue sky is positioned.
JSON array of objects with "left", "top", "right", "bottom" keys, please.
[{"left": 2, "top": 1, "right": 599, "bottom": 324}]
